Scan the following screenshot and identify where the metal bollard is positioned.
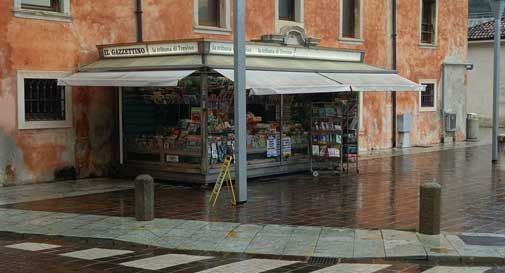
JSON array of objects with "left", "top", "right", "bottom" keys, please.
[
  {"left": 419, "top": 182, "right": 441, "bottom": 235},
  {"left": 135, "top": 174, "right": 154, "bottom": 221}
]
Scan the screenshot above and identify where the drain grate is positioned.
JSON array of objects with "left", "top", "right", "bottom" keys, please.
[
  {"left": 308, "top": 257, "right": 338, "bottom": 265},
  {"left": 459, "top": 235, "right": 505, "bottom": 247}
]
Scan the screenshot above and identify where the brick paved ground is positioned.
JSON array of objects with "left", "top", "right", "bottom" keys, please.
[
  {"left": 3, "top": 145, "right": 505, "bottom": 233},
  {"left": 2, "top": 234, "right": 501, "bottom": 273}
]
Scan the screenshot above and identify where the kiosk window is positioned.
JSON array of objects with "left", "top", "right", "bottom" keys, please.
[{"left": 122, "top": 75, "right": 202, "bottom": 165}]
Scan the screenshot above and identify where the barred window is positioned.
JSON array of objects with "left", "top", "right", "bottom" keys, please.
[
  {"left": 421, "top": 83, "right": 435, "bottom": 108},
  {"left": 24, "top": 78, "right": 66, "bottom": 121},
  {"left": 21, "top": 0, "right": 61, "bottom": 12}
]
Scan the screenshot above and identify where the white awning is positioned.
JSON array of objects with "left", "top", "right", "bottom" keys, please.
[
  {"left": 58, "top": 70, "right": 196, "bottom": 87},
  {"left": 215, "top": 69, "right": 349, "bottom": 95},
  {"left": 320, "top": 72, "right": 425, "bottom": 92}
]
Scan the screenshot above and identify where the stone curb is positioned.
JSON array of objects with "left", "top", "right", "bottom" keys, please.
[{"left": 1, "top": 230, "right": 504, "bottom": 266}]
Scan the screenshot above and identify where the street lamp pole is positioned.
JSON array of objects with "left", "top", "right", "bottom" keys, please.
[
  {"left": 233, "top": 0, "right": 248, "bottom": 203},
  {"left": 490, "top": 0, "right": 504, "bottom": 163}
]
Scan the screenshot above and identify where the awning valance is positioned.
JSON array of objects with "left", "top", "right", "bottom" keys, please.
[
  {"left": 215, "top": 69, "right": 349, "bottom": 95},
  {"left": 320, "top": 73, "right": 425, "bottom": 92},
  {"left": 58, "top": 70, "right": 197, "bottom": 87}
]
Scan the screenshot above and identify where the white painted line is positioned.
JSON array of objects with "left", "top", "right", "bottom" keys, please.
[
  {"left": 422, "top": 266, "right": 492, "bottom": 273},
  {"left": 6, "top": 242, "right": 61, "bottom": 251},
  {"left": 311, "top": 263, "right": 391, "bottom": 273},
  {"left": 120, "top": 254, "right": 213, "bottom": 270},
  {"left": 196, "top": 258, "right": 298, "bottom": 273},
  {"left": 60, "top": 248, "right": 133, "bottom": 260}
]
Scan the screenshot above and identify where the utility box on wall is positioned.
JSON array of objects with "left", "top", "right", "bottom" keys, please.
[
  {"left": 397, "top": 114, "right": 412, "bottom": 148},
  {"left": 445, "top": 113, "right": 457, "bottom": 132}
]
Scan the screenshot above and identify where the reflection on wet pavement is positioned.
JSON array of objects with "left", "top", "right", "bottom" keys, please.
[{"left": 3, "top": 145, "right": 505, "bottom": 233}]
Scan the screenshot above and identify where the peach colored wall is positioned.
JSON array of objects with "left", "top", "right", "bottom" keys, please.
[
  {"left": 0, "top": 0, "right": 468, "bottom": 185},
  {"left": 0, "top": 0, "right": 136, "bottom": 185}
]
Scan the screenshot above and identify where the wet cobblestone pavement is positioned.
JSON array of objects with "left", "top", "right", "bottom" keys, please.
[
  {"left": 3, "top": 145, "right": 505, "bottom": 233},
  {"left": 2, "top": 234, "right": 503, "bottom": 273}
]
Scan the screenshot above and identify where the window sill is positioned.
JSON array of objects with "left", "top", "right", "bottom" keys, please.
[
  {"left": 13, "top": 8, "right": 72, "bottom": 22},
  {"left": 419, "top": 43, "right": 438, "bottom": 49},
  {"left": 18, "top": 120, "right": 73, "bottom": 130},
  {"left": 339, "top": 37, "right": 364, "bottom": 45},
  {"left": 194, "top": 25, "right": 231, "bottom": 35},
  {"left": 419, "top": 107, "right": 437, "bottom": 113}
]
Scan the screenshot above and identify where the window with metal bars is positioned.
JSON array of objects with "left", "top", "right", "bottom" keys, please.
[
  {"left": 421, "top": 83, "right": 435, "bottom": 108},
  {"left": 24, "top": 78, "right": 66, "bottom": 121},
  {"left": 421, "top": 0, "right": 436, "bottom": 44},
  {"left": 21, "top": 0, "right": 61, "bottom": 12}
]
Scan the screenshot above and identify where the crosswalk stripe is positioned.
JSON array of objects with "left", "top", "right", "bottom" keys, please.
[
  {"left": 6, "top": 242, "right": 61, "bottom": 251},
  {"left": 60, "top": 248, "right": 133, "bottom": 260},
  {"left": 120, "top": 254, "right": 213, "bottom": 270},
  {"left": 310, "top": 263, "right": 391, "bottom": 273},
  {"left": 422, "top": 266, "right": 492, "bottom": 273},
  {"left": 195, "top": 258, "right": 298, "bottom": 273}
]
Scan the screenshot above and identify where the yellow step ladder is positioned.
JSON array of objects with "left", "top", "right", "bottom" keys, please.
[{"left": 209, "top": 155, "right": 237, "bottom": 207}]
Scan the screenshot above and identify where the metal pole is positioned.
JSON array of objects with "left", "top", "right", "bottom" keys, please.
[
  {"left": 491, "top": 0, "right": 504, "bottom": 163},
  {"left": 234, "top": 0, "right": 247, "bottom": 203}
]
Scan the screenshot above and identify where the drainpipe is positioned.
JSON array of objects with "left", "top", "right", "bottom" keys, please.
[
  {"left": 441, "top": 63, "right": 446, "bottom": 143},
  {"left": 391, "top": 0, "right": 397, "bottom": 148},
  {"left": 135, "top": 0, "right": 143, "bottom": 42}
]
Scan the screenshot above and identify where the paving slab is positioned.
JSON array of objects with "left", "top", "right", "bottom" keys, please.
[
  {"left": 260, "top": 224, "right": 296, "bottom": 234},
  {"left": 417, "top": 233, "right": 461, "bottom": 263},
  {"left": 232, "top": 224, "right": 264, "bottom": 233},
  {"left": 382, "top": 230, "right": 426, "bottom": 260},
  {"left": 199, "top": 222, "right": 240, "bottom": 232},
  {"left": 163, "top": 227, "right": 201, "bottom": 238},
  {"left": 446, "top": 234, "right": 504, "bottom": 263},
  {"left": 116, "top": 229, "right": 168, "bottom": 248},
  {"left": 245, "top": 234, "right": 291, "bottom": 255},
  {"left": 177, "top": 238, "right": 222, "bottom": 251},
  {"left": 353, "top": 229, "right": 385, "bottom": 259},
  {"left": 422, "top": 266, "right": 492, "bottom": 273},
  {"left": 314, "top": 228, "right": 355, "bottom": 258},
  {"left": 214, "top": 238, "right": 254, "bottom": 252}
]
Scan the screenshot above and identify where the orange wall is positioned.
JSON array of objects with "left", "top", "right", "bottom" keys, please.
[{"left": 0, "top": 0, "right": 468, "bottom": 185}]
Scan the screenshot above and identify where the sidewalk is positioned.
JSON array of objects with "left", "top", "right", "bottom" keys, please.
[
  {"left": 0, "top": 178, "right": 132, "bottom": 205},
  {"left": 1, "top": 208, "right": 504, "bottom": 265}
]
